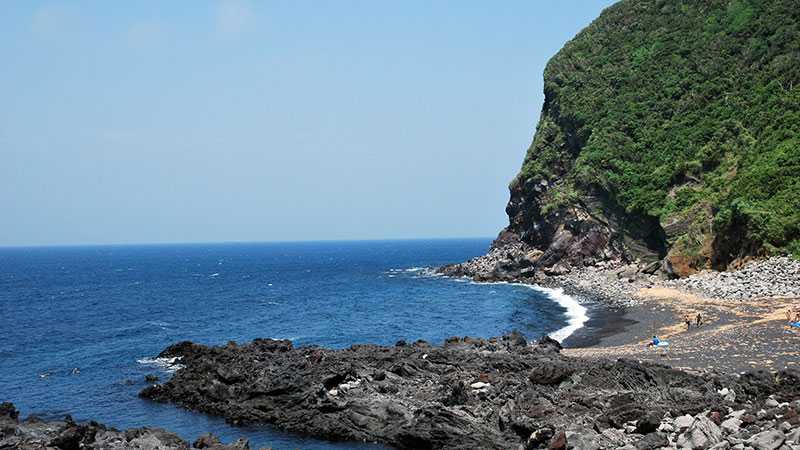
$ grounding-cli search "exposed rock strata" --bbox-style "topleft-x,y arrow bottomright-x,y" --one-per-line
481,0 -> 800,277
139,334 -> 800,449
0,402 -> 251,450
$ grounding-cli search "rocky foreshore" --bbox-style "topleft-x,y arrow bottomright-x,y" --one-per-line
664,257 -> 800,301
0,402 -> 252,450
437,240 -> 800,305
137,333 -> 800,449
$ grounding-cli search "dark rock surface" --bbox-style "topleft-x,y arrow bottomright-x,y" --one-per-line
139,334 -> 800,449
0,402 -> 251,450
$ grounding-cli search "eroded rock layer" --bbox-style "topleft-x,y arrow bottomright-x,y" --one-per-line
488,0 -> 800,277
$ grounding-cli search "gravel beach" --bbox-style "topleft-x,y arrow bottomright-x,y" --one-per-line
440,250 -> 800,372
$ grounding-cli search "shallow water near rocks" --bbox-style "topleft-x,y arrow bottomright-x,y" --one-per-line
0,239 -> 578,449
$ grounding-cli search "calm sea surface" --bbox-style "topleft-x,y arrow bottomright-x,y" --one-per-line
0,239 -> 573,449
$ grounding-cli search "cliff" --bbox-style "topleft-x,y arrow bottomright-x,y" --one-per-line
499,0 -> 800,278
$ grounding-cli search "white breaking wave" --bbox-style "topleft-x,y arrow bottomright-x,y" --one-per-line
386,267 -> 428,274
384,266 -> 443,279
394,266 -> 590,343
137,356 -> 184,373
527,285 -> 589,343
466,280 -> 589,343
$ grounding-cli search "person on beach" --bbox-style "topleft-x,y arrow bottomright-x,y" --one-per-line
787,307 -> 800,323
789,307 -> 800,327
647,335 -> 669,351
684,315 -> 692,330
695,313 -> 703,327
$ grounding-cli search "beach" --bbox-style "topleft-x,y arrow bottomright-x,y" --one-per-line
564,286 -> 800,373
445,250 -> 800,373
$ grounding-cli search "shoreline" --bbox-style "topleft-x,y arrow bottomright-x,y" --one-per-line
526,285 -> 590,343
134,329 -> 800,450
457,271 -> 648,349
553,273 -> 800,373
460,278 -> 591,344
442,255 -> 800,373
563,285 -> 800,373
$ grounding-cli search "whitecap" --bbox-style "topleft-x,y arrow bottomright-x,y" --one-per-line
209,273 -> 220,278
387,267 -> 426,273
526,285 -> 589,343
137,356 -> 184,373
463,280 -> 589,343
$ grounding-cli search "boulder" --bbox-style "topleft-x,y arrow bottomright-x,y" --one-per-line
786,427 -> 800,444
565,429 -> 601,450
675,414 -> 695,430
634,432 -> 668,450
676,415 -> 723,449
470,381 -> 490,390
746,429 -> 785,450
635,412 -> 661,434
721,417 -> 743,435
548,430 -> 566,450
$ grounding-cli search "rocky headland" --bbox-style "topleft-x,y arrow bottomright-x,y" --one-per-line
442,0 -> 800,282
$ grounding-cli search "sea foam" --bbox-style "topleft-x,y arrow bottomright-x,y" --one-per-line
408,265 -> 590,342
526,285 -> 589,343
137,356 -> 184,373
465,279 -> 589,343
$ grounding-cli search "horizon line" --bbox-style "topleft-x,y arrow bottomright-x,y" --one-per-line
0,235 -> 498,250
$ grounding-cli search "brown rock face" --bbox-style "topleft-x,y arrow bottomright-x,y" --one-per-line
663,255 -> 700,278
479,0 -> 800,277
502,176 -> 666,275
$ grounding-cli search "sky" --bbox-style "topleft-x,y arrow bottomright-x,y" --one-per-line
0,1 -> 617,246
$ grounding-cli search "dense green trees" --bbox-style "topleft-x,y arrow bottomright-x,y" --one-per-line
518,0 -> 800,261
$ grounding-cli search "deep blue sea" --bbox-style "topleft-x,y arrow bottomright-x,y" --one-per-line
0,239 -> 586,449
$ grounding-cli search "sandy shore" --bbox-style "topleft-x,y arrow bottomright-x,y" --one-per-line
564,286 -> 800,373
443,250 -> 800,373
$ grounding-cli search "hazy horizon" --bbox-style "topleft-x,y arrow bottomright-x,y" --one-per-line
0,235 -> 496,249
1,1 -> 617,246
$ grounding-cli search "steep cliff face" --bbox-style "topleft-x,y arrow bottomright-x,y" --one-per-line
502,0 -> 800,277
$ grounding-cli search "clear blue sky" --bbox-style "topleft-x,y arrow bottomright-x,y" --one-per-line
1,1 -> 616,246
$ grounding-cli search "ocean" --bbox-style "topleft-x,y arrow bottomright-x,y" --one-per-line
0,239 -> 588,449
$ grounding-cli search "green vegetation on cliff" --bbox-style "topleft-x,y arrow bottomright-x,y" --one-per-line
517,0 -> 800,264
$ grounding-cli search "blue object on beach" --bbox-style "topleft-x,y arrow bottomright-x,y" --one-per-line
790,322 -> 800,328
